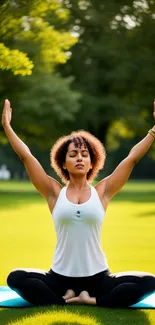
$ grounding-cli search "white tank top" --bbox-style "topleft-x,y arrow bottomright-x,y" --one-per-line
51,185 -> 108,277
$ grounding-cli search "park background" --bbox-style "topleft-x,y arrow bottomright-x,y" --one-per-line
0,0 -> 155,180
1,1 -> 155,325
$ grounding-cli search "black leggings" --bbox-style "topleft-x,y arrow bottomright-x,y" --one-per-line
7,268 -> 155,308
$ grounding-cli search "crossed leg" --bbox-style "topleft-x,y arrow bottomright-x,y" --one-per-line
64,271 -> 155,307
7,268 -> 155,308
96,271 -> 155,307
7,268 -> 65,306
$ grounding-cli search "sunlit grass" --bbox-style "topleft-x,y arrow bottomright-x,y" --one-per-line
0,180 -> 155,325
7,310 -> 100,325
0,180 -> 36,191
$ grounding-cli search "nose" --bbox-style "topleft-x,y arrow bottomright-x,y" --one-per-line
77,152 -> 82,161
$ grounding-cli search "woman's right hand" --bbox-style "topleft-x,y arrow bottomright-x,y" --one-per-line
1,99 -> 12,127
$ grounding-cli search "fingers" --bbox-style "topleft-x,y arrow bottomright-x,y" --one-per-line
3,99 -> 10,113
4,99 -> 10,106
2,99 -> 12,127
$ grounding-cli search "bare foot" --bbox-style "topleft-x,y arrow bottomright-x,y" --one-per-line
65,290 -> 96,305
78,291 -> 91,303
62,289 -> 76,300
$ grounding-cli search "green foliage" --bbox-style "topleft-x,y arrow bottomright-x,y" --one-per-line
106,120 -> 135,150
0,0 -> 77,75
60,0 -> 155,144
0,71 -> 81,149
1,0 -> 155,177
11,73 -> 81,147
0,0 -> 80,149
0,43 -> 34,75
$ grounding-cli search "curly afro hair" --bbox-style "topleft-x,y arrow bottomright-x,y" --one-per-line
50,130 -> 106,184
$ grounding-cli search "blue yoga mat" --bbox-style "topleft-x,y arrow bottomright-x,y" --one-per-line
0,286 -> 32,307
0,286 -> 155,308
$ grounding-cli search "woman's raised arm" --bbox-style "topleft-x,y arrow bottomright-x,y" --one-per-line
96,101 -> 155,203
1,99 -> 62,198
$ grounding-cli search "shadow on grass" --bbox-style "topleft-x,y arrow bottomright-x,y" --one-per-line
0,191 -> 44,210
0,188 -> 155,211
0,304 -> 152,325
136,210 -> 155,217
113,190 -> 155,204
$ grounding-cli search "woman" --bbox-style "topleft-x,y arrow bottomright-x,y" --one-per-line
1,99 -> 155,308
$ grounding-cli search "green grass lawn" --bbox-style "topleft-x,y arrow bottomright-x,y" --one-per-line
0,180 -> 155,325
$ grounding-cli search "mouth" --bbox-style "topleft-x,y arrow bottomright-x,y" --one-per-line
75,164 -> 84,168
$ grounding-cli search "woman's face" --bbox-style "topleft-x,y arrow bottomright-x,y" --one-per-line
64,142 -> 92,177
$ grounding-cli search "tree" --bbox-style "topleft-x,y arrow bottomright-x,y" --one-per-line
9,73 -> 81,147
0,0 -> 77,75
0,0 -> 81,148
60,0 -> 155,147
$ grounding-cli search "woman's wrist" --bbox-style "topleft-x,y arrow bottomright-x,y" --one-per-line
3,123 -> 11,130
148,130 -> 155,140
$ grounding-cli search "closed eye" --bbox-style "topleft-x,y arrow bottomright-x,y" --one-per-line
69,154 -> 76,157
68,149 -> 89,157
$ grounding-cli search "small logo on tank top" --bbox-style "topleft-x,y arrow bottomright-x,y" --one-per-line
76,210 -> 81,217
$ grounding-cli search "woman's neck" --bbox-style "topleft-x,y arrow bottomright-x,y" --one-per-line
68,176 -> 89,190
